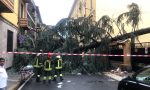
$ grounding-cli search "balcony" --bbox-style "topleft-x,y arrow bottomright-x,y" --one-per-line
0,0 -> 14,13
19,17 -> 35,30
19,18 -> 29,29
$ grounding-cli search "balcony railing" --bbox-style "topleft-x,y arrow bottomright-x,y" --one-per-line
19,18 -> 29,29
19,17 -> 35,30
27,14 -> 35,29
135,42 -> 150,48
0,0 -> 14,13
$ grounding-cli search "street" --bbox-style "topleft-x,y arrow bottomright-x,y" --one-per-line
22,74 -> 118,90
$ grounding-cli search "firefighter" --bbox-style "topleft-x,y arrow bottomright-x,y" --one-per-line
39,49 -> 44,64
53,55 -> 63,81
33,53 -> 43,82
43,53 -> 52,84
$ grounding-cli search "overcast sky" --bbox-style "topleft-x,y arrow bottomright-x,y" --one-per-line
34,0 -> 74,25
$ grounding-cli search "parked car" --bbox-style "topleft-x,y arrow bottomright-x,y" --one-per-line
19,65 -> 34,81
118,65 -> 150,90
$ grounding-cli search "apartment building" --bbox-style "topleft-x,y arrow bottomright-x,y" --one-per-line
0,0 -> 18,68
0,0 -> 42,68
19,0 -> 43,39
69,0 -> 150,70
69,0 -> 96,21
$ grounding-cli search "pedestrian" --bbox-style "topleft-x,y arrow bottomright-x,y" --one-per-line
43,53 -> 52,84
0,58 -> 8,90
33,53 -> 43,82
53,55 -> 63,81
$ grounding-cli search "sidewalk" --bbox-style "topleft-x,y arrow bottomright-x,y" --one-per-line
103,72 -> 125,81
6,68 -> 34,90
7,69 -> 21,90
103,71 -> 133,81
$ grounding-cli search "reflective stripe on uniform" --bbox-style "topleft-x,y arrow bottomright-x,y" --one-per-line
34,65 -> 40,68
56,59 -> 62,69
34,58 -> 40,68
48,76 -> 51,80
54,75 -> 57,77
44,60 -> 52,71
56,67 -> 62,69
60,74 -> 63,77
43,76 -> 46,80
44,68 -> 52,71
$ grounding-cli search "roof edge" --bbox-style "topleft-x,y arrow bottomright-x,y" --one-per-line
68,0 -> 78,18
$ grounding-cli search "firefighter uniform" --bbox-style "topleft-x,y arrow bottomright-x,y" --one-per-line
53,55 -> 63,81
43,53 -> 52,84
43,59 -> 52,84
33,54 -> 42,82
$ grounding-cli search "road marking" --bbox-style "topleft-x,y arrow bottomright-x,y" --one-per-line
58,82 -> 63,85
67,80 -> 71,83
57,85 -> 62,88
108,79 -> 115,81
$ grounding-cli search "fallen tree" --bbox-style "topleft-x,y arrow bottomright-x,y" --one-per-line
73,27 -> 150,52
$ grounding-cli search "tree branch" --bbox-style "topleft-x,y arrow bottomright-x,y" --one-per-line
73,27 -> 150,52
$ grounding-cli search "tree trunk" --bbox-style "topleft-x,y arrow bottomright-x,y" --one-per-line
123,40 -> 132,71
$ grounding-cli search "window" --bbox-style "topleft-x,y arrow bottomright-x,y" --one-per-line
90,0 -> 92,11
79,1 -> 82,12
20,3 -> 24,18
136,68 -> 150,84
7,30 -> 13,52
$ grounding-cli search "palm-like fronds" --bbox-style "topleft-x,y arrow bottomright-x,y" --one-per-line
97,15 -> 114,34
117,3 -> 141,32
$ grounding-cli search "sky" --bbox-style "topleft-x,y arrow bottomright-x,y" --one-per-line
34,0 -> 74,25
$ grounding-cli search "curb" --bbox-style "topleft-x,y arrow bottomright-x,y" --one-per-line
17,73 -> 34,90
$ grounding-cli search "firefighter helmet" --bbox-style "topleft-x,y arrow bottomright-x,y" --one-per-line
48,53 -> 52,58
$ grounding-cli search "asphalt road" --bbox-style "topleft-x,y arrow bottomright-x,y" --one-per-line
22,74 -> 118,90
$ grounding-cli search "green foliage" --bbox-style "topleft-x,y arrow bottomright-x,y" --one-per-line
13,48 -> 33,71
117,3 -> 141,32
14,3 -> 141,74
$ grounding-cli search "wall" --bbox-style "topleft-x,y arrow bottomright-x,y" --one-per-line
0,18 -> 17,68
69,0 -> 96,19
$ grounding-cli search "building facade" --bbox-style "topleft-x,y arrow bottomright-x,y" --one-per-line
69,0 -> 96,21
0,0 -> 18,68
0,0 -> 42,68
18,0 -> 43,40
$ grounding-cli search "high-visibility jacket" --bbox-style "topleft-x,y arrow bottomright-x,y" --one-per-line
34,58 -> 41,68
44,60 -> 52,71
55,59 -> 63,69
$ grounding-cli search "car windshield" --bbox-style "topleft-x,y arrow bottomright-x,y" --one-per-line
136,68 -> 150,84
